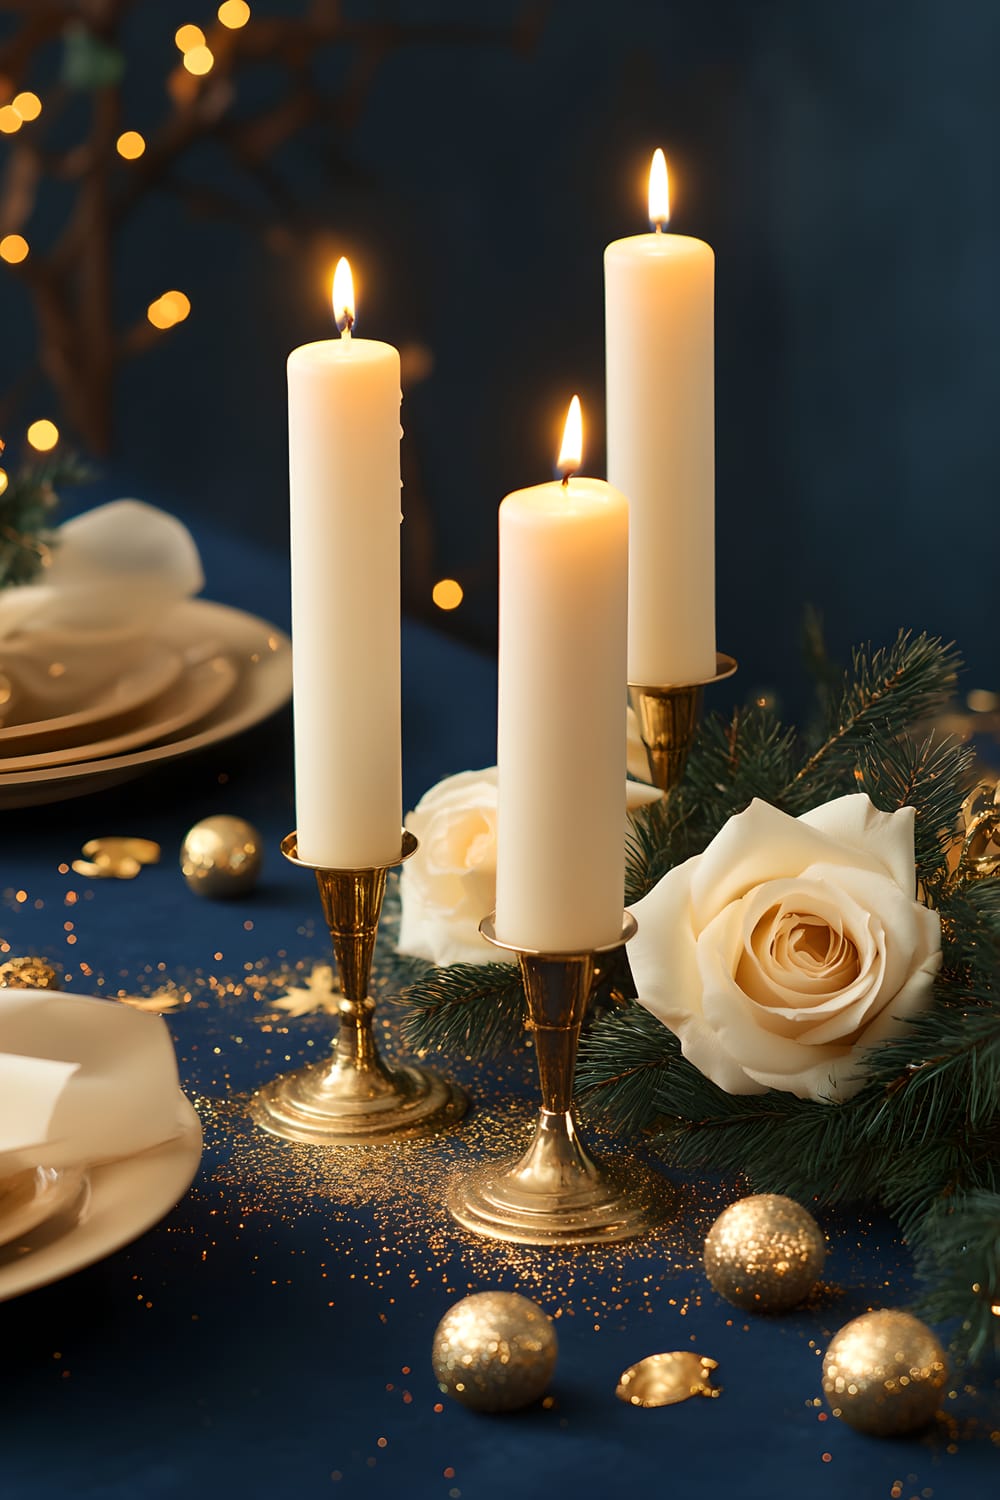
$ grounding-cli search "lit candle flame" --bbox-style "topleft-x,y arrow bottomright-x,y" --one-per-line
332,256 -> 355,336
648,148 -> 670,230
557,395 -> 583,484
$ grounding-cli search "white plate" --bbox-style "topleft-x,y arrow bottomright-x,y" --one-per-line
0,1093 -> 202,1302
0,600 -> 292,807
0,642 -> 183,751
0,1165 -> 89,1249
0,652 -> 237,772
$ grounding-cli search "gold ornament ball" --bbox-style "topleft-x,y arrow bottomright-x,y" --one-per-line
822,1310 -> 949,1437
704,1193 -> 826,1313
0,956 -> 59,990
180,815 -> 263,899
432,1292 -> 558,1412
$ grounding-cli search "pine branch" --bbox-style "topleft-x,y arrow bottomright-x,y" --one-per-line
913,1191 -> 1000,1363
854,732 -> 977,892
682,705 -> 799,824
0,452 -> 89,589
396,962 -> 525,1058
786,632 -> 961,811
625,793 -> 695,905
576,1001 -> 678,1134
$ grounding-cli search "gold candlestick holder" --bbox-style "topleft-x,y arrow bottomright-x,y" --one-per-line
629,651 -> 738,794
448,913 -> 673,1246
250,830 -> 467,1145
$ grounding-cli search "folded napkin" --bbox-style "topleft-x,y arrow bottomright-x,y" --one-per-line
0,988 -> 183,1179
0,500 -> 203,717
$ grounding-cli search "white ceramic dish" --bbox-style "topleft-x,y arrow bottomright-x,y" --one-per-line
0,652 -> 237,773
0,1166 -> 89,1250
0,642 -> 182,751
0,600 -> 292,808
0,1092 -> 202,1301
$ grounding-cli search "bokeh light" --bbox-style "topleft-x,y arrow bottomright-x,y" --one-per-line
218,1 -> 251,27
183,45 -> 215,76
116,130 -> 146,160
0,234 -> 29,264
0,105 -> 22,134
147,290 -> 192,329
0,470 -> 8,497
12,91 -> 41,122
174,24 -> 205,52
432,579 -> 464,611
27,419 -> 59,452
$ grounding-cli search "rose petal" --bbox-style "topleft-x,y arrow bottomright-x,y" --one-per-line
687,799 -> 897,931
799,794 -> 918,898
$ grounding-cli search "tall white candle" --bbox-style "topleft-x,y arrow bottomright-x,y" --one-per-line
605,148 -> 716,686
495,398 -> 629,953
287,257 -> 402,869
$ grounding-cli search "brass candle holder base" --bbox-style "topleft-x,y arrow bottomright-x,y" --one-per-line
629,651 -> 738,794
250,830 -> 467,1147
448,915 -> 673,1247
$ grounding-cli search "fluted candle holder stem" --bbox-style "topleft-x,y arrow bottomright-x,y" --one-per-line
629,651 -> 738,795
250,830 -> 466,1145
448,914 -> 673,1246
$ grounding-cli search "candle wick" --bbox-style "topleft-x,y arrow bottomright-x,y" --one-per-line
560,470 -> 573,489
341,311 -> 354,340
654,222 -> 663,235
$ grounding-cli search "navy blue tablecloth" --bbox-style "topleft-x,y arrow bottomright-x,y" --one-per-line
1,524 -> 996,1500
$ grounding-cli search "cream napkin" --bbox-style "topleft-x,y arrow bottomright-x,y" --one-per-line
0,500 -> 204,715
0,988 -> 183,1178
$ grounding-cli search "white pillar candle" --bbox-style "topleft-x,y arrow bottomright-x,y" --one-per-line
605,148 -> 716,686
287,257 -> 403,869
495,397 -> 629,953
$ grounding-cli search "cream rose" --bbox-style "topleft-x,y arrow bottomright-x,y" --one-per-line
628,793 -> 942,1102
399,768 -> 661,967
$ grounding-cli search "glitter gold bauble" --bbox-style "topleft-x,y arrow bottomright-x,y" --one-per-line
180,815 -> 263,898
822,1310 -> 948,1436
704,1193 -> 826,1312
432,1292 -> 558,1412
0,956 -> 59,990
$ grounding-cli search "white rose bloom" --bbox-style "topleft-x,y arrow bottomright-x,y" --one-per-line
628,793 -> 942,1103
399,768 -> 662,968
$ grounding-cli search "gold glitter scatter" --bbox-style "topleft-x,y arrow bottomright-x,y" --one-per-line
197,1078 -> 712,1324
0,955 -> 59,989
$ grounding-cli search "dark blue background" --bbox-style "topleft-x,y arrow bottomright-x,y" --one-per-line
1,0 -> 996,708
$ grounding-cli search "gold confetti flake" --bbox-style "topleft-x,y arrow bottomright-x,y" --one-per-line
273,964 -> 340,1017
616,1351 -> 721,1407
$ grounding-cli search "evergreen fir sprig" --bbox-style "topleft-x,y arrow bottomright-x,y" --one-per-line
0,452 -> 91,591
397,961 -> 525,1058
854,732 -> 976,894
913,1191 -> 1000,1363
784,631 -> 962,812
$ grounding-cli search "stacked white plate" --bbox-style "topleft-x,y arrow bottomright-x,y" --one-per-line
0,1094 -> 202,1301
0,600 -> 292,808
